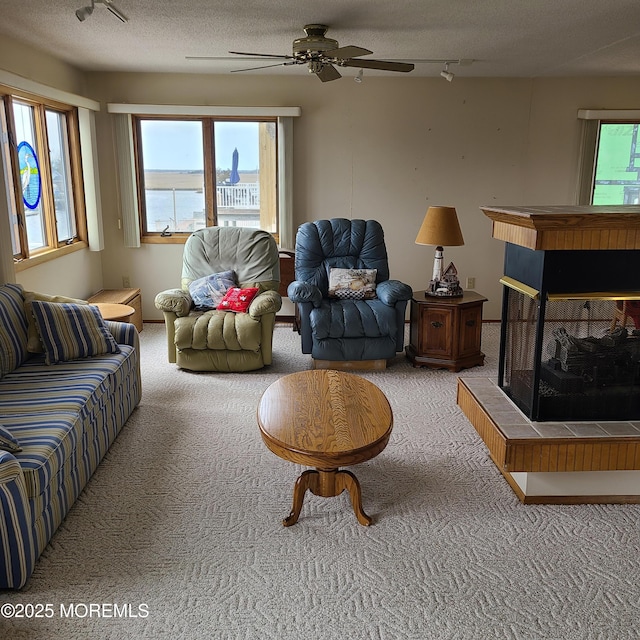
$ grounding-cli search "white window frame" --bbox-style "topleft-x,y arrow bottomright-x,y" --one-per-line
576,109 -> 640,205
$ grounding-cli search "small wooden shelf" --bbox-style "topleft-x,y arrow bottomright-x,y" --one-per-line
88,288 -> 143,332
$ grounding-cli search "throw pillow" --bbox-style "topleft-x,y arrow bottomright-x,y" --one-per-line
23,290 -> 88,353
328,268 -> 377,300
30,301 -> 121,365
0,424 -> 22,453
216,287 -> 260,313
0,282 -> 28,378
188,270 -> 238,310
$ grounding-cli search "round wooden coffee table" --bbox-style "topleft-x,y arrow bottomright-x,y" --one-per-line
257,369 -> 393,526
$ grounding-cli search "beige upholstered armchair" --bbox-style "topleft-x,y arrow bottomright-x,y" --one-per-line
154,227 -> 281,372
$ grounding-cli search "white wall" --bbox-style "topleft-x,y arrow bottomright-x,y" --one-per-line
3,41 -> 640,319
88,71 -> 640,320
15,250 -> 104,300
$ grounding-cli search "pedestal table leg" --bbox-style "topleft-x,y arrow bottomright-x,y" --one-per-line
282,468 -> 372,527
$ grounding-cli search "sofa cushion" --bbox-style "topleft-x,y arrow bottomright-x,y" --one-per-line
0,423 -> 22,453
23,290 -> 88,353
188,270 -> 237,310
0,346 -> 137,498
0,283 -> 28,378
0,412 -> 81,498
30,301 -> 120,365
0,346 -> 135,415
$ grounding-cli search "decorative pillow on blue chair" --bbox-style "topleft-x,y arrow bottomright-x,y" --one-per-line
30,301 -> 120,365
328,268 -> 377,300
188,270 -> 238,309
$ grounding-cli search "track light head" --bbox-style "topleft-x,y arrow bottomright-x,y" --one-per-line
75,4 -> 93,21
440,62 -> 455,82
75,0 -> 128,23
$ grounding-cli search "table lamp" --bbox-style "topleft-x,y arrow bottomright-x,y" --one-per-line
415,206 -> 464,297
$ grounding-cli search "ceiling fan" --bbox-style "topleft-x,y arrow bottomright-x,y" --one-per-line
190,24 -> 415,82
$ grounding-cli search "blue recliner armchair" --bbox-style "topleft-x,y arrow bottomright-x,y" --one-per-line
288,218 -> 413,368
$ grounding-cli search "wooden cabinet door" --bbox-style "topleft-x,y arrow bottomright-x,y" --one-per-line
421,307 -> 453,358
458,304 -> 482,358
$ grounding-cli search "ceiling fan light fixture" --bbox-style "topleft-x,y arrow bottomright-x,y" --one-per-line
440,62 -> 455,82
226,24 -> 414,83
355,68 -> 364,83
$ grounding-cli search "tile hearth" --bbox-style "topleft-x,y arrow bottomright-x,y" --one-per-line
457,376 -> 640,504
461,377 -> 640,439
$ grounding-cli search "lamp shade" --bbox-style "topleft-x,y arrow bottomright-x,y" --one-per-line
415,206 -> 464,247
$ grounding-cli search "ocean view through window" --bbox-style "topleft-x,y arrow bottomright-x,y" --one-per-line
135,117 -> 277,237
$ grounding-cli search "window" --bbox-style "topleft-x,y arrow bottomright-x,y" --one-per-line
0,88 -> 86,263
592,123 -> 640,205
577,110 -> 640,205
133,116 -> 278,239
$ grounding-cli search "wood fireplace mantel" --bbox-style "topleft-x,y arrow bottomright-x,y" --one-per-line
481,205 -> 640,251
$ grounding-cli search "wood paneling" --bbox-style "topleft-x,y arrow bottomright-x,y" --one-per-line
483,205 -> 640,251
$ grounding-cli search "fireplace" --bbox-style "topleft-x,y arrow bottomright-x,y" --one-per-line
482,205 -> 640,422
502,286 -> 640,420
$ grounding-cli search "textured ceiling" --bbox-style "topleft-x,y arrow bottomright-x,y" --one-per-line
2,0 -> 640,79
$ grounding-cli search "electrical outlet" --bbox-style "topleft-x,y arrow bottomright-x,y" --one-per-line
466,277 -> 476,289
122,276 -> 131,288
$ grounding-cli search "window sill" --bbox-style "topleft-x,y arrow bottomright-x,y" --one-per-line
142,235 -> 189,245
14,240 -> 88,272
141,232 -> 280,245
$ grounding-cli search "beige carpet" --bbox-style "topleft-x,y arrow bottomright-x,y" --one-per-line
3,322 -> 640,639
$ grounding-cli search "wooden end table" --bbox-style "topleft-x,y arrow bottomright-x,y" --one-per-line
257,370 -> 393,526
406,290 -> 487,371
92,302 -> 136,324
88,288 -> 143,332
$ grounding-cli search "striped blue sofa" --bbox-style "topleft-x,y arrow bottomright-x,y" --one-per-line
0,284 -> 141,589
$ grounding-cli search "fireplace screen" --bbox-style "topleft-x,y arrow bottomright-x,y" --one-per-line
501,289 -> 640,421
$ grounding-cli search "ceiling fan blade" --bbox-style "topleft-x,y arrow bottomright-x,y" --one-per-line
342,59 -> 415,72
228,51 -> 294,59
230,62 -> 291,73
324,45 -> 372,60
316,64 -> 342,82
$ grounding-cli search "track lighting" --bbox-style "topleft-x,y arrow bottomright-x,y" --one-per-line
440,62 -> 455,82
75,2 -> 93,21
354,69 -> 364,83
76,0 -> 128,23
